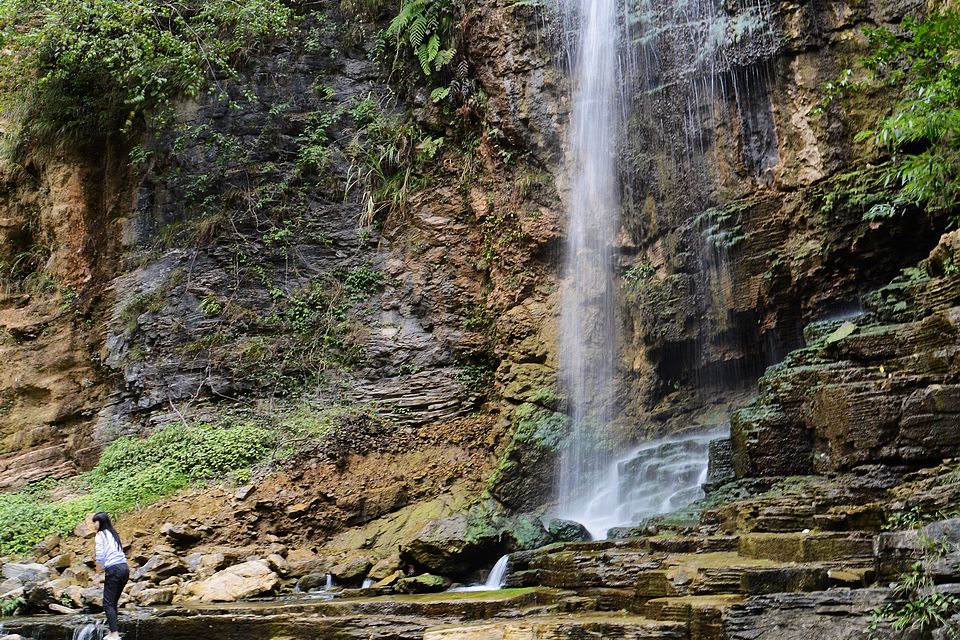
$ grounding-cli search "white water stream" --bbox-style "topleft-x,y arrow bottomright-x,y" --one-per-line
448,554 -> 510,592
556,0 -> 622,529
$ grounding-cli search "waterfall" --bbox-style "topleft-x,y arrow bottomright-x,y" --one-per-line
447,555 -> 510,592
556,0 -> 622,528
554,0 -> 779,537
73,622 -> 104,640
361,578 -> 374,589
325,574 -> 334,590
483,555 -> 509,589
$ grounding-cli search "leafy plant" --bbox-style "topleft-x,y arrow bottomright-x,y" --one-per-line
384,0 -> 457,76
0,596 -> 24,617
822,10 -> 960,219
0,0 -> 292,154
867,531 -> 960,638
0,420 -> 273,554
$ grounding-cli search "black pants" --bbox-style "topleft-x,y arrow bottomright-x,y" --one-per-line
103,563 -> 129,633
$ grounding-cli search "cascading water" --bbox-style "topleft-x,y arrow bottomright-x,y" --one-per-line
573,427 -> 727,538
556,0 -> 623,527
555,0 -> 779,537
448,554 -> 511,592
73,621 -> 104,640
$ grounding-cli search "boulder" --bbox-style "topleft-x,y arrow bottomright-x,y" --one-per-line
266,553 -> 290,576
395,574 -> 450,594
73,519 -> 96,539
2,563 -> 50,584
184,552 -> 227,577
187,560 -> 279,603
401,515 -> 504,576
21,580 -> 55,613
45,552 -> 74,571
79,586 -> 103,609
0,634 -> 26,640
48,602 -> 79,615
368,554 -> 401,581
32,534 -> 61,561
135,587 -> 177,606
133,553 -> 186,582
160,523 -> 202,546
285,549 -> 328,577
61,565 -> 92,584
330,553 -> 372,584
544,518 -> 592,543
296,573 -> 329,592
373,570 -> 405,588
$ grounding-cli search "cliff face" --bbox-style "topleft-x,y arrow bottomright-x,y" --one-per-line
0,0 -> 950,527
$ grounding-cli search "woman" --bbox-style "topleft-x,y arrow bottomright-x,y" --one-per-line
92,512 -> 129,639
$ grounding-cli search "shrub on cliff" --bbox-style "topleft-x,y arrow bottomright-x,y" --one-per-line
0,0 -> 291,153
825,10 -> 960,219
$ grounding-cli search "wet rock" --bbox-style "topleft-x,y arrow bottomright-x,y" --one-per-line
724,589 -> 916,640
544,518 -> 592,543
487,404 -> 570,511
395,573 -> 450,594
186,560 -> 279,602
296,573 -> 329,592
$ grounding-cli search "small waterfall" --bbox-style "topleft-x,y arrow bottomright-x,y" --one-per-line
447,555 -> 511,592
361,578 -> 374,589
483,555 -> 509,590
73,622 -> 105,640
325,574 -> 334,590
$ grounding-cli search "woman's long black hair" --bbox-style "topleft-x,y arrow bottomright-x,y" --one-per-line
92,512 -> 122,547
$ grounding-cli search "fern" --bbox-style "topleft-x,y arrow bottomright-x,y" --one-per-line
383,0 -> 457,81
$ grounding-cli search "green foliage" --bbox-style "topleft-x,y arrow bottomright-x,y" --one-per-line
345,96 -> 442,226
860,10 -> 960,215
0,595 -> 24,617
883,505 -> 960,531
384,0 -> 457,76
0,420 -> 273,555
0,0 -> 292,152
623,262 -> 655,289
823,10 -> 960,219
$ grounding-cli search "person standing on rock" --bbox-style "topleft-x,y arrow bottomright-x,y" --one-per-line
92,512 -> 129,639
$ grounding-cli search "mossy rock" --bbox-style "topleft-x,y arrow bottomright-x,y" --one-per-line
487,404 -> 570,511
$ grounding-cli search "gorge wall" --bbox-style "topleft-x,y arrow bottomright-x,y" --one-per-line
0,0 -> 951,548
